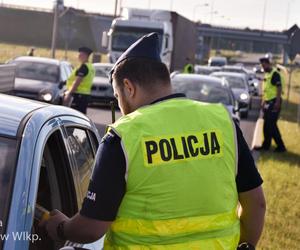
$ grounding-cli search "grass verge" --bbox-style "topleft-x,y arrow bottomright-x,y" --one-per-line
257,69 -> 300,249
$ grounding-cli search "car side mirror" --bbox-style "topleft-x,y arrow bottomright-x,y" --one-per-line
59,80 -> 66,89
238,101 -> 248,109
102,31 -> 109,48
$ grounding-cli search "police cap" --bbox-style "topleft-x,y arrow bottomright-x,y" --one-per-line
78,47 -> 93,56
109,32 -> 161,84
259,57 -> 270,64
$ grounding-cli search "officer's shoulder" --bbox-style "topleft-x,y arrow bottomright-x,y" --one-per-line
101,129 -> 121,144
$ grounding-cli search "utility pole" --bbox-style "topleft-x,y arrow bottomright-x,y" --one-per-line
51,0 -> 59,59
114,0 -> 118,17
261,0 -> 267,31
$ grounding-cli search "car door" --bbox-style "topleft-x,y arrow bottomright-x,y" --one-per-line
3,115 -> 78,250
59,116 -> 103,250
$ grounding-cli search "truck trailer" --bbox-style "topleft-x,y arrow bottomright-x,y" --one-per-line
102,8 -> 197,72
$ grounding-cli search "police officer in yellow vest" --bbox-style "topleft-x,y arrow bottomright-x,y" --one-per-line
64,47 -> 95,114
42,33 -> 265,250
183,63 -> 194,73
254,56 -> 286,152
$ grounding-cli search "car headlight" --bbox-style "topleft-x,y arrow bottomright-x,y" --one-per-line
41,93 -> 53,102
240,93 -> 248,101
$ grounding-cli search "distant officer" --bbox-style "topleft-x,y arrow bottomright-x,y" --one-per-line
27,47 -> 35,56
254,56 -> 286,152
183,58 -> 194,73
64,47 -> 95,114
42,33 -> 265,249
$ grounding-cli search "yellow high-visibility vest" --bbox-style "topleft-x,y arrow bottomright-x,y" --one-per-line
105,97 -> 240,249
263,68 -> 283,101
66,63 -> 95,95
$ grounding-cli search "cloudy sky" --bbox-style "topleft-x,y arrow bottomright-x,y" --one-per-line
2,0 -> 300,31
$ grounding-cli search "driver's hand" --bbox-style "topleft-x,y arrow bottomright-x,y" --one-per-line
39,209 -> 70,241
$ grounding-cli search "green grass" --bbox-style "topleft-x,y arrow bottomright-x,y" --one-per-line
0,42 -> 108,66
257,69 -> 300,249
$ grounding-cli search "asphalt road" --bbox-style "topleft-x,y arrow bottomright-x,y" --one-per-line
87,97 -> 261,148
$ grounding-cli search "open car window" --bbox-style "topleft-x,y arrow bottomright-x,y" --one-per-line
66,128 -> 96,204
0,137 -> 17,237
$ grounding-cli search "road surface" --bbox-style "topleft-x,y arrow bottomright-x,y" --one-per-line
87,97 -> 261,148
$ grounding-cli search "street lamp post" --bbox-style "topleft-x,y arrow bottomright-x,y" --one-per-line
51,0 -> 64,59
285,0 -> 294,29
114,0 -> 118,17
261,0 -> 268,31
51,0 -> 59,59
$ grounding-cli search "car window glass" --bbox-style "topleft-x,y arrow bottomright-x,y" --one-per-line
66,128 -> 95,202
88,130 -> 99,154
0,137 -> 17,236
60,65 -> 68,82
172,78 -> 231,105
13,61 -> 59,83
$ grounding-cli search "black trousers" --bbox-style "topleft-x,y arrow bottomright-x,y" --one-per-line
72,93 -> 90,114
262,99 -> 285,149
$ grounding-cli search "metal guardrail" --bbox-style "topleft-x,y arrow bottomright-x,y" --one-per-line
0,64 -> 16,93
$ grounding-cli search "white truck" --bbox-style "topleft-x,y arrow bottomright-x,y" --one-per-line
102,8 -> 197,72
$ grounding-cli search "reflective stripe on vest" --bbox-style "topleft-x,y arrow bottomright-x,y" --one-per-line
263,68 -> 282,101
66,63 -> 95,95
106,98 -> 239,249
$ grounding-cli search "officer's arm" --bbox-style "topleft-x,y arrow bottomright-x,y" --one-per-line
69,76 -> 83,93
238,186 -> 266,246
64,213 -> 112,243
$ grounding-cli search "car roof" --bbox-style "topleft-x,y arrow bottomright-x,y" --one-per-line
93,63 -> 114,67
212,71 -> 247,78
11,56 -> 61,66
0,94 -> 88,138
222,65 -> 245,70
172,73 -> 223,83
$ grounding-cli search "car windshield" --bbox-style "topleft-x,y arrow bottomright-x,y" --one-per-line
112,27 -> 163,52
0,137 -> 17,235
95,67 -> 111,78
172,78 -> 233,105
13,61 -> 59,83
216,75 -> 246,89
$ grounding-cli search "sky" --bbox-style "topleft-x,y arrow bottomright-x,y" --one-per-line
2,0 -> 300,31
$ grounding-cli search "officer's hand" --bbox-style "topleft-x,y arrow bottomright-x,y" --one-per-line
39,209 -> 70,241
273,100 -> 281,112
63,91 -> 72,106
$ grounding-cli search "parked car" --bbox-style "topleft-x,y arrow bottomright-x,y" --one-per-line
211,72 -> 251,118
0,94 -> 104,250
208,56 -> 227,67
171,74 -> 240,124
90,63 -> 114,105
7,56 -> 72,104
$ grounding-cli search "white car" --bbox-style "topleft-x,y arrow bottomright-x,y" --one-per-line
90,63 -> 114,105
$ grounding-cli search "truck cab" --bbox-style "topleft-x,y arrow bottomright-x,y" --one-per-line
103,8 -> 173,69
